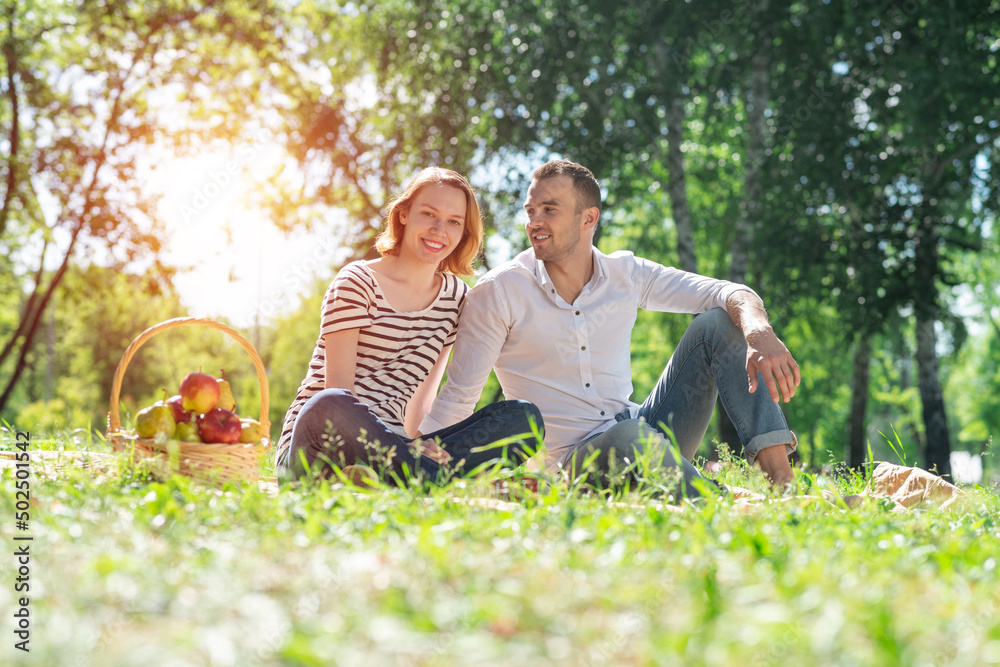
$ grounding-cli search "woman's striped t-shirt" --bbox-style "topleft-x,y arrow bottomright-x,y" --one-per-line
275,261 -> 468,461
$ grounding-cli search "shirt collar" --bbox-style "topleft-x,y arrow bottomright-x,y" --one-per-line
524,246 -> 607,292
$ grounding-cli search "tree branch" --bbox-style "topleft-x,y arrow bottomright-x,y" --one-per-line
0,15 -> 172,412
0,237 -> 46,369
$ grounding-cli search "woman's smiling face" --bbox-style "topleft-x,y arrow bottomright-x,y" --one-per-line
399,184 -> 468,266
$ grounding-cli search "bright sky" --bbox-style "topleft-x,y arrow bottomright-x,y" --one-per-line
148,143 -> 353,329
144,141 -> 525,332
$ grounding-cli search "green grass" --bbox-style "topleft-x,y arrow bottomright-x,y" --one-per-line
2,429 -> 1000,666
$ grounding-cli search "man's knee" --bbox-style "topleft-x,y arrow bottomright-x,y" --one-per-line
607,419 -> 689,468
569,420 -> 676,487
584,420 -> 662,464
689,307 -> 746,355
612,418 -> 662,446
691,307 -> 734,333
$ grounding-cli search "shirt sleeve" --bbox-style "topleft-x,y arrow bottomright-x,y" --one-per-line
632,255 -> 758,313
419,275 -> 509,435
320,265 -> 374,337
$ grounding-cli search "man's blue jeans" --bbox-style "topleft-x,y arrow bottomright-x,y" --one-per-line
278,389 -> 543,483
559,308 -> 796,496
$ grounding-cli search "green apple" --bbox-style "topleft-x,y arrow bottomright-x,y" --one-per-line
136,402 -> 176,439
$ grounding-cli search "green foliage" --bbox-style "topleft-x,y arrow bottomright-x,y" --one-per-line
0,0 -> 298,415
260,277 -> 331,447
5,0 -> 1000,472
4,264 -> 269,438
1,431 -> 998,665
14,398 -> 92,434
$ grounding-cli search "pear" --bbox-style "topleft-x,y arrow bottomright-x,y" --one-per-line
136,402 -> 176,439
217,369 -> 236,413
238,418 -> 262,443
173,421 -> 201,442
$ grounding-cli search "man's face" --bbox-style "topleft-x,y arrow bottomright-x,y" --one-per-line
523,175 -> 590,264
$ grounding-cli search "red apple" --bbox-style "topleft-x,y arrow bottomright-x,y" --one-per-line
180,371 -> 220,415
197,408 -> 242,444
166,394 -> 193,424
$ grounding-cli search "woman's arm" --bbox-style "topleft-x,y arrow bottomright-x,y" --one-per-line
404,344 -> 452,438
323,329 -> 361,390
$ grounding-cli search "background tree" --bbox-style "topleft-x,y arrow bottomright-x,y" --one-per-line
275,0 -> 1000,470
767,0 -> 999,474
9,263 -> 265,433
5,0 -> 997,476
0,0 -> 292,416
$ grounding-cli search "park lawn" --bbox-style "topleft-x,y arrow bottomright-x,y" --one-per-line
1,431 -> 999,667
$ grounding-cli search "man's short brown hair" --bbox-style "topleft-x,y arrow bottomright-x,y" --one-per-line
532,159 -> 602,215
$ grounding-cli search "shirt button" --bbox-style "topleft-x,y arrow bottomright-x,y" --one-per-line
551,289 -> 555,294
575,310 -> 581,315
600,411 -> 605,416
581,346 -> 586,351
585,383 -> 591,388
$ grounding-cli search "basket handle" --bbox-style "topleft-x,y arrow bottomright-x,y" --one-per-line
107,317 -> 271,445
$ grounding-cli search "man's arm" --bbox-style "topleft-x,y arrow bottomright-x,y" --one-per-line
418,278 -> 511,435
725,290 -> 799,489
724,289 -> 800,404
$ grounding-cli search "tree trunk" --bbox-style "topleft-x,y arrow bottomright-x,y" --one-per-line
915,315 -> 952,477
1,0 -> 21,239
664,89 -> 697,275
807,423 -> 817,471
0,244 -> 46,370
0,238 -> 77,412
0,11 -> 159,413
727,0 -> 770,286
720,0 -> 771,456
847,335 -> 872,469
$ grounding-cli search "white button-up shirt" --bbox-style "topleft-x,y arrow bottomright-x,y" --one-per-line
419,246 -> 754,461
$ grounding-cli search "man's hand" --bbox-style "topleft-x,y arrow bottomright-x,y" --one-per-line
408,438 -> 452,465
725,290 -> 801,403
745,327 -> 801,403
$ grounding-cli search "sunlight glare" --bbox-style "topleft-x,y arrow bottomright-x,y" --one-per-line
147,141 -> 351,327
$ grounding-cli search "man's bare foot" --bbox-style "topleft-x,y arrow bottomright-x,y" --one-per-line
755,445 -> 795,491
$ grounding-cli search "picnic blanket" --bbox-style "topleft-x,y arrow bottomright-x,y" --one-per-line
862,461 -> 964,511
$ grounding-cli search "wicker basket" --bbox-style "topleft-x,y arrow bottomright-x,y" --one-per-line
107,317 -> 271,484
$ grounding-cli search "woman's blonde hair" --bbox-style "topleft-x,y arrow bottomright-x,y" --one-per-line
374,167 -> 484,276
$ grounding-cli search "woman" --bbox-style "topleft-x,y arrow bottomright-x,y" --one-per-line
275,167 -> 542,483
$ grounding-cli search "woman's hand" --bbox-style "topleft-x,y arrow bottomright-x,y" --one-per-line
408,438 -> 452,464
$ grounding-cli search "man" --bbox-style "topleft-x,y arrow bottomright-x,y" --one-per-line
418,159 -> 800,493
